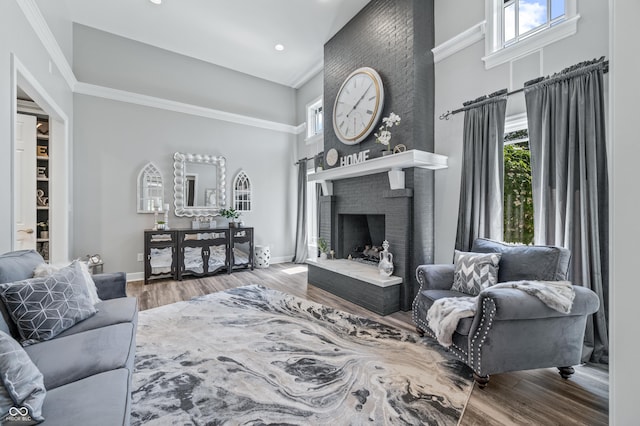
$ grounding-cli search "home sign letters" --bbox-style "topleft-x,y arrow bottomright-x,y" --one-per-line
340,149 -> 370,167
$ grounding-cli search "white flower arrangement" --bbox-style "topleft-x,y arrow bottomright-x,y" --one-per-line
374,112 -> 401,151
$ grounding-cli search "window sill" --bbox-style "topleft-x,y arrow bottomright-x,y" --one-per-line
305,133 -> 324,145
482,15 -> 580,70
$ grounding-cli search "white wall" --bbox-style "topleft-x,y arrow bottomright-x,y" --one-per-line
433,0 -> 609,263
72,26 -> 299,274
0,0 -> 74,255
609,0 -> 639,422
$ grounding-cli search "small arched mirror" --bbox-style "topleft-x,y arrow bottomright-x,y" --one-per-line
137,162 -> 164,213
233,170 -> 252,212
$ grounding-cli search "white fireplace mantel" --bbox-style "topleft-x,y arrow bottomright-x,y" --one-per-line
308,149 -> 448,195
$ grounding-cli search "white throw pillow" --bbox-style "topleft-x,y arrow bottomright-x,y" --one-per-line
33,260 -> 101,305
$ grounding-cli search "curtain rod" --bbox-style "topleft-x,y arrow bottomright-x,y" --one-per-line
294,156 -> 316,166
439,58 -> 609,121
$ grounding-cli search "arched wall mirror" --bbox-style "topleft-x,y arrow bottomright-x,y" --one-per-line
137,162 -> 164,213
233,170 -> 252,212
173,152 -> 226,217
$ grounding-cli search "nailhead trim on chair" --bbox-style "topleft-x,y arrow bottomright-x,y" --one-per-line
469,297 -> 496,374
452,342 -> 468,357
412,268 -> 469,365
411,271 -> 427,329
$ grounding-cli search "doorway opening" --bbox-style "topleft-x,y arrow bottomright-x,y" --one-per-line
12,54 -> 70,263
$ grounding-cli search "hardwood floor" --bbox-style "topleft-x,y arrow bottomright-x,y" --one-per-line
128,263 -> 609,425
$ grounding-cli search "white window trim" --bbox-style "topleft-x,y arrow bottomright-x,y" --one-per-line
305,95 -> 323,143
483,0 -> 579,70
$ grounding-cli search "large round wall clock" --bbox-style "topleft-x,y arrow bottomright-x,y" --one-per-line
332,67 -> 385,145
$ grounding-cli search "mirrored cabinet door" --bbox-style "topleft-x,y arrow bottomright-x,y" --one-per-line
144,230 -> 178,284
179,230 -> 230,279
231,228 -> 254,270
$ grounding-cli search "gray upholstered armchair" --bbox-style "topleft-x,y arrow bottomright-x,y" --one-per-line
412,238 -> 600,388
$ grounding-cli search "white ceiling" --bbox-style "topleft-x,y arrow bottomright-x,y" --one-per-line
63,0 -> 371,88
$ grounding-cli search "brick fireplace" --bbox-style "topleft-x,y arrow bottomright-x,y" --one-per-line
308,157 -> 444,314
307,0 -> 440,314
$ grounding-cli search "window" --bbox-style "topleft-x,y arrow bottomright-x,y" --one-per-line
233,171 -> 252,212
306,97 -> 323,140
503,129 -> 534,244
503,0 -> 565,46
484,0 -> 578,69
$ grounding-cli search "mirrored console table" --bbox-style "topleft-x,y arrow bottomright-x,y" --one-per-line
144,227 -> 254,284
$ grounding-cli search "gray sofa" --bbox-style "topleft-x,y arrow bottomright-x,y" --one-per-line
412,238 -> 600,388
0,250 -> 137,425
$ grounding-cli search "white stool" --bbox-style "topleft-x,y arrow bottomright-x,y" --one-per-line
254,245 -> 271,268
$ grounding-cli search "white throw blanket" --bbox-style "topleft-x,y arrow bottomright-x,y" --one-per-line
426,280 -> 575,347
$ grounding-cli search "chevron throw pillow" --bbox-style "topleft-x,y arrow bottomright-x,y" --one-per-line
452,250 -> 502,296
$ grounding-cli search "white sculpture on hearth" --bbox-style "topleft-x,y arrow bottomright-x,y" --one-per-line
378,240 -> 394,277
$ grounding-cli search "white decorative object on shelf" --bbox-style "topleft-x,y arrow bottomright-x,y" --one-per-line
378,240 -> 394,277
255,245 -> 271,268
375,112 -> 401,155
163,203 -> 170,229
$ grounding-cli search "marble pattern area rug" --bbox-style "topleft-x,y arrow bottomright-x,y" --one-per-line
131,285 -> 473,425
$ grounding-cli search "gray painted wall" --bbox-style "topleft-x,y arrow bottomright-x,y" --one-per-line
433,0 -> 609,263
72,26 -> 299,274
0,1 -> 74,255
73,95 -> 296,273
73,25 -> 296,125
35,0 -> 73,65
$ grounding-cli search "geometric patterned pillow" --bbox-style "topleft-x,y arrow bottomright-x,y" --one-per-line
451,250 -> 502,296
0,330 -> 46,423
0,262 -> 97,346
32,260 -> 101,305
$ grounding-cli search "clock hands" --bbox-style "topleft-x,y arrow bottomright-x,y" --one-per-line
346,82 -> 373,118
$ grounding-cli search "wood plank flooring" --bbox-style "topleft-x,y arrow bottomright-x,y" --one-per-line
128,263 -> 609,425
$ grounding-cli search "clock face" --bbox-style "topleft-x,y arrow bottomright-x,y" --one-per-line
332,67 -> 384,145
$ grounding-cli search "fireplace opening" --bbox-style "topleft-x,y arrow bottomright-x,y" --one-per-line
338,214 -> 385,263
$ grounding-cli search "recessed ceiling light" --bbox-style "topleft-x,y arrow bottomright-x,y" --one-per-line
274,44 -> 285,51
149,0 -> 162,4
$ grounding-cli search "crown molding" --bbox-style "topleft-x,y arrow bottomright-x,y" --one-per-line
16,0 -> 77,90
19,0 -> 305,135
75,82 -> 303,135
291,60 -> 324,89
433,22 -> 486,64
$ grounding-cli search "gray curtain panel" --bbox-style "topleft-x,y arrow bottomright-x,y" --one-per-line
292,161 -> 308,263
455,91 -> 508,252
524,59 -> 609,364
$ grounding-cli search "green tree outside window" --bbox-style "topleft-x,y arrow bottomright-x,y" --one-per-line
504,130 -> 534,244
